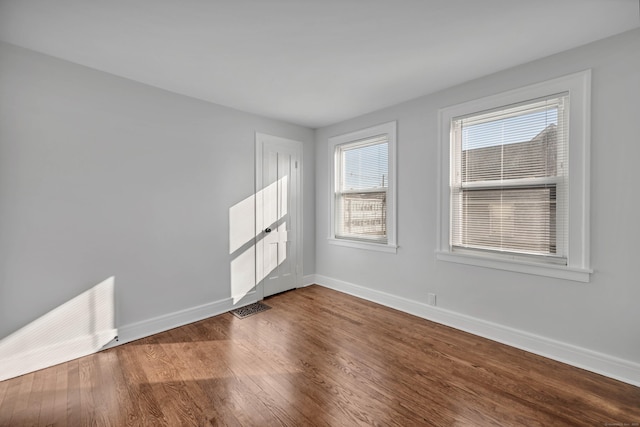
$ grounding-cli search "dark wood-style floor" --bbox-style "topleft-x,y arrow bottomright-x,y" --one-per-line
1,285 -> 638,426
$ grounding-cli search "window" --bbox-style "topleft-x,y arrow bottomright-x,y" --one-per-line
452,94 -> 568,261
329,121 -> 397,252
437,71 -> 591,281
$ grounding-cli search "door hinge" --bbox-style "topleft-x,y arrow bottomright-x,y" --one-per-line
295,161 -> 298,169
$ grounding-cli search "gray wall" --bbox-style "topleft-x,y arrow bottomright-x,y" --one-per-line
315,29 -> 640,364
0,41 -> 315,339
2,27 -> 639,376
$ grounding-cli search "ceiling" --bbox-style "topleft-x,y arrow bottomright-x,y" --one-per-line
1,1 -> 638,128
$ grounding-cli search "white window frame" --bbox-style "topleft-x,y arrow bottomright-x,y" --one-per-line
329,121 -> 397,253
437,71 -> 592,282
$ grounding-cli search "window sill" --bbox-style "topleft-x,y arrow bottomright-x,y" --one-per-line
328,238 -> 398,253
436,250 -> 591,282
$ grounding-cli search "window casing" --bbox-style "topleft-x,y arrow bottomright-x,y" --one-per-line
329,122 -> 397,253
437,71 -> 591,282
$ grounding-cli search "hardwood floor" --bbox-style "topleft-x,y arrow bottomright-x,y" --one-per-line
1,285 -> 639,426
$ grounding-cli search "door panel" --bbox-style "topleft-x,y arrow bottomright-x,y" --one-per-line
256,134 -> 301,298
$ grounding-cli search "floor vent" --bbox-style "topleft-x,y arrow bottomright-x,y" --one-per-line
230,302 -> 271,319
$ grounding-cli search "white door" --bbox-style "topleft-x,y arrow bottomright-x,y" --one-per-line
255,133 -> 302,298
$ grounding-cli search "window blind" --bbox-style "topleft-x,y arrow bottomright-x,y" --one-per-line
335,136 -> 388,242
451,93 -> 569,262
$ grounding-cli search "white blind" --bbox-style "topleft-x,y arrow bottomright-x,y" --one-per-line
451,93 -> 569,262
335,135 -> 388,242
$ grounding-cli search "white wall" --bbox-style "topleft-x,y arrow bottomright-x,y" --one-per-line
315,29 -> 640,381
0,41 -> 315,342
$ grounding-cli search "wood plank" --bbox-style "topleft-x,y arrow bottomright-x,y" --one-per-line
133,335 -> 207,426
0,379 -> 8,413
0,375 -> 25,426
7,372 -> 34,426
35,363 -> 58,426
78,355 -> 98,426
21,368 -> 46,426
96,348 -> 135,426
50,362 -> 70,427
65,361 -> 81,427
115,341 -> 169,426
0,285 -> 638,426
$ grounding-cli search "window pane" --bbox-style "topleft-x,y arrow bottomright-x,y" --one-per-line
337,192 -> 387,241
455,187 -> 557,255
462,108 -> 560,182
342,142 -> 388,190
336,140 -> 388,242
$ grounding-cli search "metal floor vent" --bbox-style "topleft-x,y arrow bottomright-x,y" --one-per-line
230,302 -> 271,319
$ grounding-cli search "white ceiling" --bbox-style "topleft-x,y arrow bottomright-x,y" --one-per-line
1,0 -> 638,128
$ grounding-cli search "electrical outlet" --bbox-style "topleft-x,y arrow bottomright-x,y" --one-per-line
428,293 -> 437,306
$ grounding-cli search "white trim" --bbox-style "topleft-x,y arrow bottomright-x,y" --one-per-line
435,251 -> 592,282
302,274 -> 316,287
0,329 -> 118,381
328,237 -> 398,253
15,274 -> 637,387
0,276 -> 117,381
104,292 -> 258,349
437,70 -> 591,281
313,274 -> 640,388
328,121 -> 397,253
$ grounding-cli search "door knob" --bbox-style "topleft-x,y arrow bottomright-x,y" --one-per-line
265,228 -> 272,233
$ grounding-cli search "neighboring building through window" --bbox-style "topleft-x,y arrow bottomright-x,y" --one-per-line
329,121 -> 397,253
437,71 -> 592,281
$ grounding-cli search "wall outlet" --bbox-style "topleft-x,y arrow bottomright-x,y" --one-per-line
428,293 -> 437,306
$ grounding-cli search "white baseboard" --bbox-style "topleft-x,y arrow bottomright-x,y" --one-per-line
0,277 -> 118,381
108,274 -> 322,350
19,275 -> 634,387
104,291 -> 258,349
110,276 -> 320,350
302,274 -> 316,287
0,329 -> 118,381
310,274 -> 640,388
